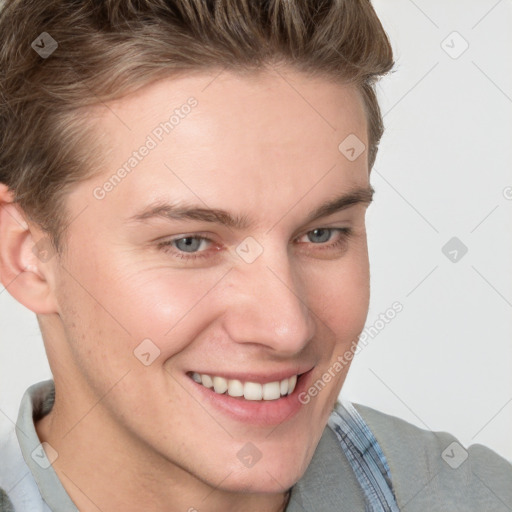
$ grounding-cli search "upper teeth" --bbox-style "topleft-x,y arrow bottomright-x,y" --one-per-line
191,372 -> 297,400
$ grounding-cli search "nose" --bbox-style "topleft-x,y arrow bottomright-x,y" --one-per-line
222,244 -> 316,355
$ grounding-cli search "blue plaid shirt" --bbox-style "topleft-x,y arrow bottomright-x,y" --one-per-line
328,399 -> 400,511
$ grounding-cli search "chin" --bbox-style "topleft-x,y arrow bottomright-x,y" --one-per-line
216,466 -> 302,495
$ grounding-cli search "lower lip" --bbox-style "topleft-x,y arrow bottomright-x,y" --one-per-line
187,369 -> 314,426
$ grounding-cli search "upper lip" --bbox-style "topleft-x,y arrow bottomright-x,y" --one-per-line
187,367 -> 314,385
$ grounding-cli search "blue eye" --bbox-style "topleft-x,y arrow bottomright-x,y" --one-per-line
173,236 -> 208,253
157,235 -> 214,260
157,227 -> 352,261
296,227 -> 353,254
305,228 -> 337,244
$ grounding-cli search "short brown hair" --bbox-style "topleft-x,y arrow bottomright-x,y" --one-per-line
0,0 -> 393,254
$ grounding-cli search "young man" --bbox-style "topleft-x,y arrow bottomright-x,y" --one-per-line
0,1 -> 510,511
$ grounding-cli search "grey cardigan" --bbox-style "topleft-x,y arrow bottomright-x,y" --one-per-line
289,403 -> 512,511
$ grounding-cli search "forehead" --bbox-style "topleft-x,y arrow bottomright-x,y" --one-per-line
75,67 -> 369,228
88,65 -> 368,162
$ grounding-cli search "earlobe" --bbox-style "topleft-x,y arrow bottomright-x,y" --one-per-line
0,183 -> 59,314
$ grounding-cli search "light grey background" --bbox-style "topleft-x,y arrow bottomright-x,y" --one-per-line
342,0 -> 512,462
1,0 -> 511,462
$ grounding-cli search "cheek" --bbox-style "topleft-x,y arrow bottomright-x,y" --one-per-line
310,246 -> 370,339
111,268 -> 227,343
58,248 -> 227,366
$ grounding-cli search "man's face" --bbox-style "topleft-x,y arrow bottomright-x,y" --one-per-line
42,67 -> 371,492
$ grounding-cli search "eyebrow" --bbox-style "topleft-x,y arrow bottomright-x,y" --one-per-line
125,185 -> 374,230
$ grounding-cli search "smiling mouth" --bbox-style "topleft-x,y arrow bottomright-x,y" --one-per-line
187,372 -> 299,401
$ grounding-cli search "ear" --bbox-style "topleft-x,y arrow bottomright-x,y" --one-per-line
0,183 -> 59,314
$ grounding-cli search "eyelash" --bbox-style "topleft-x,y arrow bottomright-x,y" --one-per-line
156,227 -> 353,261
